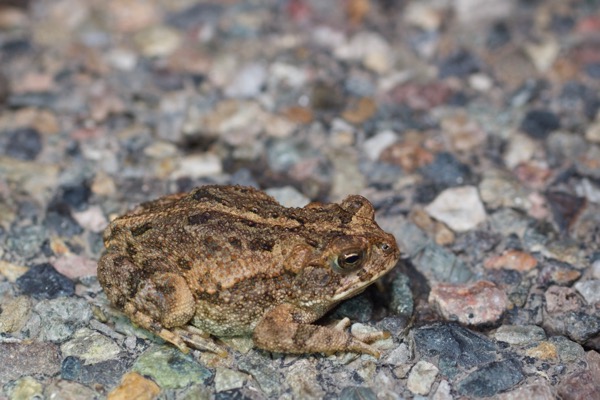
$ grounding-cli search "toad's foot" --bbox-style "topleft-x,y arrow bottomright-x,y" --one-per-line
331,317 -> 391,343
174,326 -> 228,357
123,304 -> 227,356
253,304 -> 386,358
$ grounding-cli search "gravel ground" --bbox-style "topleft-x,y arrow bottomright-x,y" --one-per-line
0,0 -> 599,399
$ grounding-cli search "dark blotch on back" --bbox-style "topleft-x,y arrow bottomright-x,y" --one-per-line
131,222 -> 152,237
188,212 -> 212,225
126,244 -> 138,258
249,238 -> 275,252
191,187 -> 212,201
290,213 -> 306,224
177,258 -> 192,270
338,210 -> 353,225
229,237 -> 242,249
191,187 -> 231,207
305,237 -> 319,248
203,236 -> 221,253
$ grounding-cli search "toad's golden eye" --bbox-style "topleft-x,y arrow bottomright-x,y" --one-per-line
332,249 -> 365,273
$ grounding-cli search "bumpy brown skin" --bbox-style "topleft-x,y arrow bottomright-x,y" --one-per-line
97,185 -> 400,357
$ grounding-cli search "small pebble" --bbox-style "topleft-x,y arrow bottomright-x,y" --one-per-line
31,297 -> 92,342
0,342 -> 61,384
549,336 -> 584,363
574,280 -> 600,305
429,280 -> 508,325
420,152 -> 473,187
3,127 -> 42,160
16,263 -> 75,300
544,286 -> 583,314
520,110 -> 560,139
132,346 -> 213,389
0,260 -> 29,282
60,328 -> 122,365
438,49 -> 480,78
494,380 -> 555,400
0,296 -> 31,334
484,250 -> 538,272
363,130 -> 397,161
214,367 -> 247,392
425,186 -> 487,232
72,206 -> 109,233
224,63 -> 267,98
9,376 -> 43,400
493,325 -> 547,345
44,380 -> 99,400
266,186 -> 310,208
407,360 -> 438,395
53,255 -> 98,280
412,323 -> 497,378
339,386 -> 377,400
106,372 -> 160,400
134,25 -> 181,57
557,367 -> 600,400
525,341 -> 558,360
457,359 -> 524,397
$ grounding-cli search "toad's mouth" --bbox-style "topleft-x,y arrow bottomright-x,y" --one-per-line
331,263 -> 395,302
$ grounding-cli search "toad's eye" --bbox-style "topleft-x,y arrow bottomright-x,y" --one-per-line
380,242 -> 393,253
332,249 -> 365,273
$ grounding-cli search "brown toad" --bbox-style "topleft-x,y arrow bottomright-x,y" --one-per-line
97,185 -> 400,357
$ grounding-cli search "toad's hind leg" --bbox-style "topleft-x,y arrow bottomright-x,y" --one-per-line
122,272 -> 223,354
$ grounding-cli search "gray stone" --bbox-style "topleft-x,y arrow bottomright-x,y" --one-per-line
574,280 -> 600,305
557,368 -> 600,400
413,242 -> 473,284
457,359 -> 524,397
266,186 -> 310,208
495,379 -> 556,400
132,346 -> 212,389
489,208 -> 531,239
432,380 -> 452,400
27,297 -> 92,342
5,225 -> 49,261
0,296 -> 31,334
214,367 -> 246,393
564,312 -> 600,343
549,336 -> 585,363
332,294 -> 373,323
407,360 -> 439,395
225,62 -> 267,98
479,170 -> 531,210
0,342 -> 60,385
494,325 -> 547,345
425,186 -> 487,232
339,386 -> 377,400
592,259 -> 600,279
238,352 -> 283,397
286,359 -> 325,399
389,273 -> 414,317
9,376 -> 43,400
43,380 -> 100,400
382,343 -> 410,366
60,328 -> 122,365
412,323 -> 496,379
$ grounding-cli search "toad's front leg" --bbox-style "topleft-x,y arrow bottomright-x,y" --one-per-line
253,303 -> 387,358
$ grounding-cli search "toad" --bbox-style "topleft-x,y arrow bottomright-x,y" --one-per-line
97,185 -> 400,357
